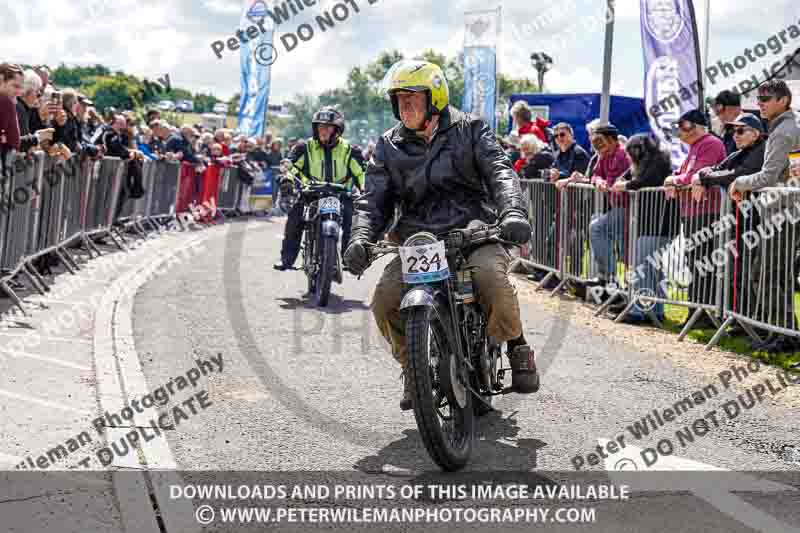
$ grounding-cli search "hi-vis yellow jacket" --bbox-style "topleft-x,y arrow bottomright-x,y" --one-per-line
288,138 -> 365,191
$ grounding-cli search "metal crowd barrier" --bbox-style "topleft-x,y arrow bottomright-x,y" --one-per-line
218,166 -> 243,215
0,152 -> 190,315
149,160 -> 180,224
83,156 -> 125,241
560,183 -> 596,286
526,183 -> 739,336
2,152 -> 41,272
521,180 -> 561,290
524,179 -> 800,347
708,187 -> 800,348
615,187 -> 729,338
588,184 -> 634,316
61,157 -> 84,244
117,159 -> 160,235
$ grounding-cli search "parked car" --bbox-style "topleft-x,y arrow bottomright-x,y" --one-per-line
158,100 -> 175,111
176,100 -> 194,112
200,113 -> 225,131
213,102 -> 229,115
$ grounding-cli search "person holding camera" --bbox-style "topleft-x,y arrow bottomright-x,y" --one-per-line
15,68 -> 55,154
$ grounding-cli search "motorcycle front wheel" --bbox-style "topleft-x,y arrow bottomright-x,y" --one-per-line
407,305 -> 474,471
303,228 -> 316,296
314,237 -> 335,307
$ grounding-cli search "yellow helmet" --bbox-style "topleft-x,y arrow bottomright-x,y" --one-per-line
384,60 -> 449,122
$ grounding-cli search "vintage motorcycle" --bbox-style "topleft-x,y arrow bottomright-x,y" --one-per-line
298,181 -> 351,307
365,223 -> 540,471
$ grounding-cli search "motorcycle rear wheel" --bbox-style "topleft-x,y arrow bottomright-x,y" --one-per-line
407,305 -> 474,471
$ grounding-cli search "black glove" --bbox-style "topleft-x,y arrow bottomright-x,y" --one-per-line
343,240 -> 369,275
499,210 -> 532,244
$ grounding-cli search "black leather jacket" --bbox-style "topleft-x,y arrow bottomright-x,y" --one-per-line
699,137 -> 767,189
350,106 -> 526,244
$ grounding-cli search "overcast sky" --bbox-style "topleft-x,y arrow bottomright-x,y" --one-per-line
1,0 -> 798,104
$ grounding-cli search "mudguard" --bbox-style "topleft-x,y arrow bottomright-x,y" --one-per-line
320,220 -> 339,239
400,286 -> 436,310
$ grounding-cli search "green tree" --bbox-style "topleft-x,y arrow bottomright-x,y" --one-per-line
283,94 -> 319,140
50,64 -> 110,88
365,49 -> 404,85
83,74 -> 145,111
497,75 -> 539,100
274,49 -> 543,139
193,92 -> 220,113
228,93 -> 241,116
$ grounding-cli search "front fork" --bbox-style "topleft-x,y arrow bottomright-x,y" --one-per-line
400,284 -> 473,376
320,214 -> 342,282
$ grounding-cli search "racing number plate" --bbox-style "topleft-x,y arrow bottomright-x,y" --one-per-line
399,240 -> 449,283
319,196 -> 340,215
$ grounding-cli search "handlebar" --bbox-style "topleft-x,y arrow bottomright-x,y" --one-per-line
281,175 -> 353,197
365,224 -> 514,260
300,184 -> 353,201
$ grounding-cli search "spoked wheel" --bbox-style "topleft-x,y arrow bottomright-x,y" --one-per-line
474,343 -> 502,417
314,237 -> 335,307
303,231 -> 316,296
407,305 -> 474,471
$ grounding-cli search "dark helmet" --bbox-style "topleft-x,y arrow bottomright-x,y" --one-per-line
311,107 -> 345,144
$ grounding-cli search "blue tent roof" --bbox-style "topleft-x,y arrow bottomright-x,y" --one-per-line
508,93 -> 653,152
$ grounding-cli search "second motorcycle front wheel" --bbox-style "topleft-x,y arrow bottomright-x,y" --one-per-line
314,237 -> 336,307
407,305 -> 474,471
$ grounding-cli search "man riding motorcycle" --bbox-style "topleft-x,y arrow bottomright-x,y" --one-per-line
342,60 -> 539,411
274,107 -> 366,270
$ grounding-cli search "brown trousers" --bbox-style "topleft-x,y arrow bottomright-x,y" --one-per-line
371,243 -> 523,367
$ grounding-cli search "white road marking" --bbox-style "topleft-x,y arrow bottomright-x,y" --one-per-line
599,438 -> 724,471
599,438 -> 800,533
24,298 -> 96,308
93,236 -> 207,533
0,350 -> 92,371
0,332 -> 92,344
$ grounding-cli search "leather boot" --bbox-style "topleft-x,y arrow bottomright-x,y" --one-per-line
400,366 -> 414,411
509,345 -> 540,393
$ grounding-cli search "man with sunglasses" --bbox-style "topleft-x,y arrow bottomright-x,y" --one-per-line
727,80 -> 800,352
548,123 -> 590,183
547,123 -> 590,286
576,124 -> 631,290
692,113 -> 767,338
729,81 -> 800,196
663,110 -> 726,328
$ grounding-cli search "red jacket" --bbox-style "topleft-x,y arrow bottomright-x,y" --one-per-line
518,117 -> 550,144
673,133 -> 726,216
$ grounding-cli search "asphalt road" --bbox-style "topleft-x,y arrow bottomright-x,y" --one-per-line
129,217 -> 800,532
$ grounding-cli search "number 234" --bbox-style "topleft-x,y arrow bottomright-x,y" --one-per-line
407,253 -> 442,273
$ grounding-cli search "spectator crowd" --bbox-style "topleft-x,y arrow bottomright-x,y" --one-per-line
0,62 -> 293,215
499,85 -> 800,355
3,60 -> 800,355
